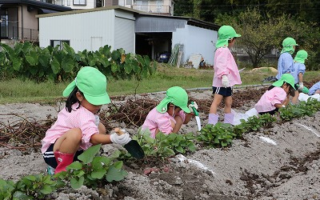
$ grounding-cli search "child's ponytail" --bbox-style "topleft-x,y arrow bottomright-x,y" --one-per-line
65,86 -> 82,112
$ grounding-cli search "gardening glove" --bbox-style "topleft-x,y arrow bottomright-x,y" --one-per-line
298,82 -> 304,91
222,75 -> 229,87
110,129 -> 131,145
188,101 -> 199,113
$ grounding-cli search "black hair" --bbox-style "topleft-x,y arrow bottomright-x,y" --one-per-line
65,86 -> 83,113
268,82 -> 295,96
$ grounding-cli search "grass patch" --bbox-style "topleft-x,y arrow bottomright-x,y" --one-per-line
0,64 -> 319,104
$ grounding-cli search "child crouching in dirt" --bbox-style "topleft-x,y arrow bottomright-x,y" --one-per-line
308,81 -> 320,96
41,67 -> 131,174
141,86 -> 198,138
255,74 -> 296,115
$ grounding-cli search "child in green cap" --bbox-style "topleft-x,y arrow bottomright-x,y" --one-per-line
41,66 -> 131,174
255,74 -> 296,115
276,37 -> 298,80
291,50 -> 308,104
142,86 -> 198,138
208,25 -> 242,125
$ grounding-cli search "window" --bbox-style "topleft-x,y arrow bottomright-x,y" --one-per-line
50,40 -> 70,50
73,0 -> 86,5
126,0 -> 132,5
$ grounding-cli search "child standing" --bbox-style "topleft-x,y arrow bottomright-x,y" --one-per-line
255,74 -> 296,115
142,86 -> 198,138
309,81 -> 320,95
208,25 -> 242,125
41,67 -> 131,174
276,37 -> 298,80
291,50 -> 308,104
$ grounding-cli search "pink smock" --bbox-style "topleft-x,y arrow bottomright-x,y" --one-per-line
212,47 -> 242,87
255,87 -> 287,113
142,107 -> 186,138
41,104 -> 99,153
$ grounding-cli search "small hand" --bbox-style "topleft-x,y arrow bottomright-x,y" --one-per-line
298,82 -> 304,91
188,101 -> 199,113
110,128 -> 131,145
222,75 -> 229,87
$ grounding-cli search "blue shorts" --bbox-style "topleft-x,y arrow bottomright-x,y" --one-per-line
43,143 -> 83,168
212,86 -> 233,97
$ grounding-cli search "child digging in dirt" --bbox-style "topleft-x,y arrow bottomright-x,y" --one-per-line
141,86 -> 198,138
291,50 -> 308,104
41,66 -> 131,174
276,37 -> 298,81
208,25 -> 242,125
255,74 -> 296,115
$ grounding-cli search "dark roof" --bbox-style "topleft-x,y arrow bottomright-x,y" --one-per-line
137,13 -> 220,31
0,0 -> 72,11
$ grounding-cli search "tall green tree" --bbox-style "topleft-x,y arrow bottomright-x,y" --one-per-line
215,8 -> 320,68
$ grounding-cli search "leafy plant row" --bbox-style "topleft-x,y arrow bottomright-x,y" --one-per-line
0,42 -> 156,82
0,144 -> 127,200
135,98 -> 320,158
1,98 -> 320,199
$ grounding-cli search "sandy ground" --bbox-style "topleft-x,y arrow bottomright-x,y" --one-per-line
1,89 -> 320,200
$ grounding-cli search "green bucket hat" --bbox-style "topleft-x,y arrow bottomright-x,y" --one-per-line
294,50 -> 308,64
272,74 -> 295,89
216,25 -> 241,48
63,66 -> 111,105
156,86 -> 190,114
281,37 -> 298,54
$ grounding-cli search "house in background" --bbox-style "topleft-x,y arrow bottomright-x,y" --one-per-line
38,6 -> 218,66
0,0 -> 71,44
41,0 -> 174,15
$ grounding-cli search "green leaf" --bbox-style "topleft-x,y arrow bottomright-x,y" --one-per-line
67,161 -> 82,170
77,144 -> 101,164
12,191 -> 32,200
106,166 -> 128,182
40,185 -> 53,195
70,176 -> 84,189
111,63 -> 118,73
91,169 -> 106,179
51,57 -> 60,75
12,57 -> 22,71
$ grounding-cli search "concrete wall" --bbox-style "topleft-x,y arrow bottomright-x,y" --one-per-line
172,24 -> 217,66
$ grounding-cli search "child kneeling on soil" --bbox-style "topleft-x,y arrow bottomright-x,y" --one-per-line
255,74 -> 296,115
41,67 -> 131,174
141,86 -> 198,138
308,81 -> 320,96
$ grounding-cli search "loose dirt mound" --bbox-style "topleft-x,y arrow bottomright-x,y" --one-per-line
1,87 -> 320,200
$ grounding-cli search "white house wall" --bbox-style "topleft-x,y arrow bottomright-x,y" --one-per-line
39,10 -> 114,52
39,9 -> 135,53
114,10 -> 135,53
172,24 -> 217,66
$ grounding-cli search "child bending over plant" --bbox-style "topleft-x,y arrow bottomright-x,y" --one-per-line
41,67 -> 131,174
141,86 -> 198,138
255,74 -> 296,115
308,81 -> 320,96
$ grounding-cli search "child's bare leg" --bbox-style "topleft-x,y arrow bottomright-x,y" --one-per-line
172,116 -> 183,133
53,128 -> 82,154
209,94 -> 223,114
208,94 -> 223,124
292,91 -> 299,104
315,90 -> 320,94
224,96 -> 234,124
224,96 -> 232,113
